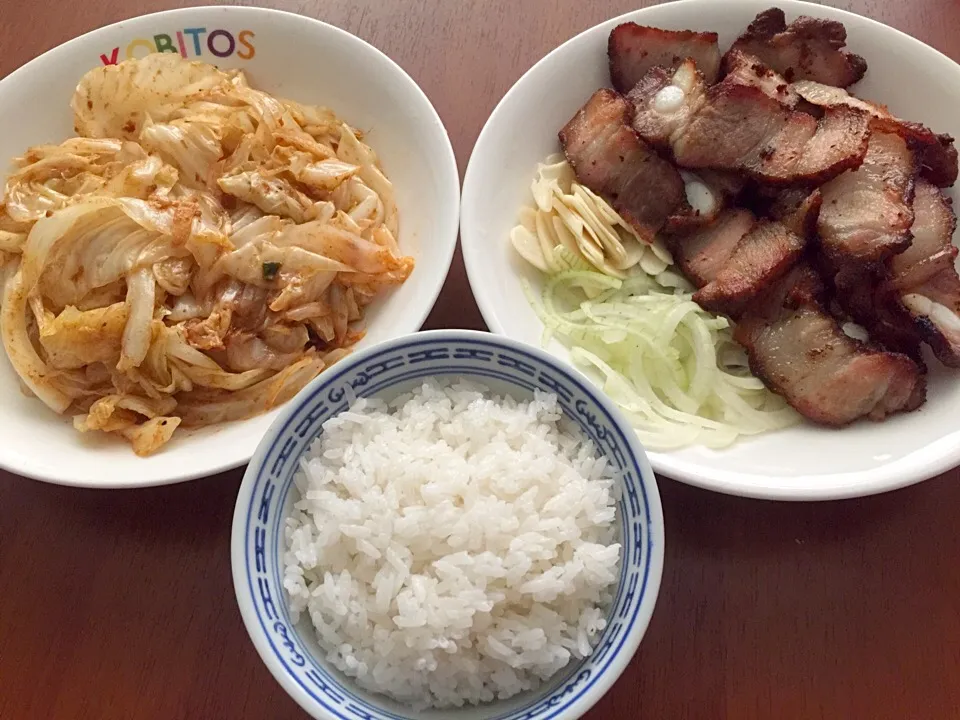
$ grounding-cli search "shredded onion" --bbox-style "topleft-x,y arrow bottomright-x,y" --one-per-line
525,272 -> 798,449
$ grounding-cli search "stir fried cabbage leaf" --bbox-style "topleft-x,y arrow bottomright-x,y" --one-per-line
0,54 -> 413,456
512,156 -> 798,450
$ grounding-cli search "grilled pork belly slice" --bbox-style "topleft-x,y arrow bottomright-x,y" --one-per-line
817,133 -> 920,351
667,208 -> 756,287
817,131 -> 916,264
830,266 -> 924,360
608,23 -> 720,93
790,79 -> 882,114
626,62 -> 756,231
694,220 -> 806,316
746,186 -> 823,236
727,8 -> 867,88
823,181 -> 960,367
628,59 -> 707,152
890,180 -> 960,366
760,262 -> 828,310
791,80 -> 958,187
898,124 -> 960,189
559,88 -> 685,243
901,126 -> 960,189
734,265 -> 925,425
672,81 -> 870,184
736,305 -> 925,424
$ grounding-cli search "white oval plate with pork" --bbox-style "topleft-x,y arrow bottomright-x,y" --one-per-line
461,0 -> 960,500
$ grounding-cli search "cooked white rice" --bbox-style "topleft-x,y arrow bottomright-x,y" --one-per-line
283,379 -> 622,708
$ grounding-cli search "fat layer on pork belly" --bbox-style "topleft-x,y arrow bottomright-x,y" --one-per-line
558,88 -> 685,243
726,8 -> 867,88
665,169 -> 747,232
628,59 -> 706,152
608,22 -> 720,93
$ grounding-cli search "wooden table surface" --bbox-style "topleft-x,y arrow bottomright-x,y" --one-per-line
2,1 -> 960,718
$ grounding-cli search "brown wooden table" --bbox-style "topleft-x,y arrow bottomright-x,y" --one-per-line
2,1 -> 960,718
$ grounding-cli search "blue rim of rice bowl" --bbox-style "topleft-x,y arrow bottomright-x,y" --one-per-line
238,333 -> 661,719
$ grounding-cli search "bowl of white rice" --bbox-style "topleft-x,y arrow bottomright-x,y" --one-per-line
231,329 -> 664,720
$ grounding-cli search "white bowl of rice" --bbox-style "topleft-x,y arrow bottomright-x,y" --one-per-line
231,329 -> 664,720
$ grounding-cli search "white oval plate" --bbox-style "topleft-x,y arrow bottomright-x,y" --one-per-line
0,6 -> 460,487
461,0 -> 960,500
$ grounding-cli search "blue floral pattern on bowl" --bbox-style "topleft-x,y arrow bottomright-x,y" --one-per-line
232,330 -> 664,720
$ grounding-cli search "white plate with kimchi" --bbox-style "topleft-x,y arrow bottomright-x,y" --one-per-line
0,7 -> 459,486
461,0 -> 960,499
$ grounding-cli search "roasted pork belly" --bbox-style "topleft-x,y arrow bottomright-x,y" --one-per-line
736,306 -> 925,424
672,81 -> 870,184
901,126 -> 960,188
623,47 -> 870,186
790,79 -> 883,114
825,181 -> 960,366
817,131 -> 916,264
666,169 -> 747,232
694,221 -> 806,316
830,266 -> 924,360
768,188 -> 823,237
792,80 -> 958,187
628,59 -> 707,151
559,88 -> 685,243
727,8 -> 867,88
734,265 -> 925,425
588,11 -> 946,427
890,180 -> 960,366
667,208 -> 756,287
609,23 -> 720,93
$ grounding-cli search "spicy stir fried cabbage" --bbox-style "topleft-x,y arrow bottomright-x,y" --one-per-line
0,54 -> 412,456
512,156 -> 798,449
